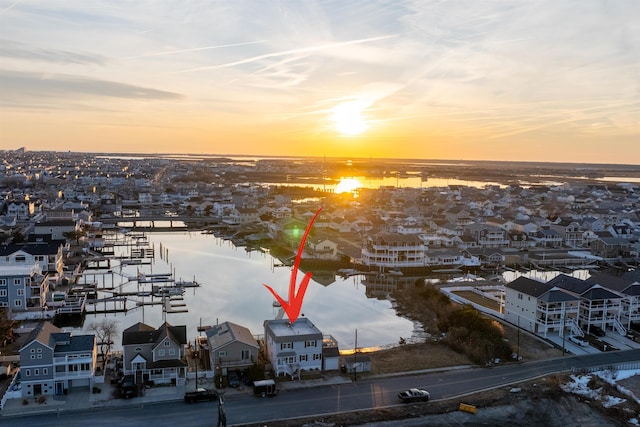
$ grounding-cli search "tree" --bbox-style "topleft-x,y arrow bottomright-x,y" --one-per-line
88,318 -> 118,364
63,229 -> 86,245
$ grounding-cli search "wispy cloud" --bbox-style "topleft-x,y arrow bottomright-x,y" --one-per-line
177,35 -> 397,73
0,69 -> 182,101
0,39 -> 107,65
125,40 -> 268,59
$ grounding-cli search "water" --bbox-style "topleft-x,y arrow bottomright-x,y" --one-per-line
77,231 -> 416,352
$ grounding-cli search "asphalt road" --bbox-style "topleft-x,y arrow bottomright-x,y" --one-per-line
3,349 -> 639,427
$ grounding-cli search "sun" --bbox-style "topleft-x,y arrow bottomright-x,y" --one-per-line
334,177 -> 361,194
330,101 -> 369,136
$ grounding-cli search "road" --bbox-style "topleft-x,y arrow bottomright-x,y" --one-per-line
2,349 -> 639,426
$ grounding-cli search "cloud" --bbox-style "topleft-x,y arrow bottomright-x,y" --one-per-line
0,69 -> 183,103
177,35 -> 398,73
0,39 -> 107,65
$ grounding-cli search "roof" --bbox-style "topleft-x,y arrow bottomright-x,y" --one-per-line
506,276 -> 550,297
20,321 -> 94,353
264,318 -> 322,343
52,333 -> 95,353
546,274 -> 592,294
580,284 -> 623,301
586,271 -> 640,295
122,321 -> 187,347
205,321 -> 258,351
538,287 -> 580,304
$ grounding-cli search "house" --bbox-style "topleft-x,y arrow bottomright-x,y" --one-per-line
586,271 -> 640,329
32,219 -> 78,241
0,264 -> 47,311
306,236 -> 339,260
121,322 -> 188,386
19,321 -> 96,397
263,318 -> 323,378
205,321 -> 259,376
0,238 -> 66,277
504,277 -> 581,338
361,233 -> 425,269
340,353 -> 371,375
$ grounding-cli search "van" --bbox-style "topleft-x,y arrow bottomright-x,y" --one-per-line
568,335 -> 589,347
253,379 -> 278,397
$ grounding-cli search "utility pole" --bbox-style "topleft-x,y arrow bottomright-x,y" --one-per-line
353,329 -> 358,382
517,315 -> 520,359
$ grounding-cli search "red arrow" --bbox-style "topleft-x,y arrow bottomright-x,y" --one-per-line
263,208 -> 322,324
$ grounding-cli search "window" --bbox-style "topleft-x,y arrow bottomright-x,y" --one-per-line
158,349 -> 165,357
134,347 -> 142,352
0,290 -> 6,297
518,293 -> 523,300
34,369 -> 39,376
169,349 -> 175,356
313,354 -> 321,361
299,354 -> 308,362
43,368 -> 48,375
0,279 -> 6,286
218,351 -> 227,357
15,256 -> 26,263
241,350 -> 250,360
304,340 -> 316,348
37,354 -> 42,359
164,340 -> 170,346
30,355 -> 35,359
13,278 -> 22,285
280,342 -> 293,350
286,356 -> 295,364
14,300 -> 22,307
25,370 -> 30,376
17,289 -> 24,296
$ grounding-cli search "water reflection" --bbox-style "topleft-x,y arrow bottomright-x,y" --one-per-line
78,232 -> 416,352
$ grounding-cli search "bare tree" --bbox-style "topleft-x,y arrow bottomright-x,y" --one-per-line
88,318 -> 118,365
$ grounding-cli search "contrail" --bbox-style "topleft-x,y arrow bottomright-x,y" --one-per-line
0,0 -> 23,15
177,34 -> 397,73
126,40 -> 268,59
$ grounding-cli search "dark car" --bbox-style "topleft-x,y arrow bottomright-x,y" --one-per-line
184,387 -> 219,403
227,371 -> 240,388
118,374 -> 137,399
590,325 -> 606,337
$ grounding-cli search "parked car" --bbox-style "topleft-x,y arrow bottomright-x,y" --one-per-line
568,335 -> 589,347
253,379 -> 278,397
227,371 -> 240,387
589,325 -> 606,337
118,374 -> 137,399
398,388 -> 430,403
184,387 -> 219,403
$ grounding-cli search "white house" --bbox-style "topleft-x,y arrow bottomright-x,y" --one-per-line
263,318 -> 323,378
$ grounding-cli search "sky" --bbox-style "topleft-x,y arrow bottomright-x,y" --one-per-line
1,1 -> 639,164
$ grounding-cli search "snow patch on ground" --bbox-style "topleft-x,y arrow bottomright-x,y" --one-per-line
561,369 -> 640,423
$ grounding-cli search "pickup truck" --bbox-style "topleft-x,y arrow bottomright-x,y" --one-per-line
398,388 -> 430,403
184,387 -> 219,403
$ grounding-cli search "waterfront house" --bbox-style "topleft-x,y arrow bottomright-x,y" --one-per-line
32,219 -> 78,241
121,322 -> 188,386
19,321 -> 96,397
361,232 -> 425,269
504,277 -> 581,338
263,318 -> 323,378
205,321 -> 259,376
587,271 -> 640,329
0,263 -> 47,311
306,235 -> 339,260
0,238 -> 66,277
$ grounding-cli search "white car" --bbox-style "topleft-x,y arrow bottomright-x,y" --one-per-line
568,335 -> 589,347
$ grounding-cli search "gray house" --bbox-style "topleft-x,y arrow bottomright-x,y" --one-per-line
121,322 -> 188,386
205,321 -> 259,376
19,321 -> 96,397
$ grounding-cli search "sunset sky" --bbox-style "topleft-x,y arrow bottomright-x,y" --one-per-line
1,1 -> 639,164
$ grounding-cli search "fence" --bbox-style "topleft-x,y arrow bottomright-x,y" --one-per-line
571,361 -> 640,374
